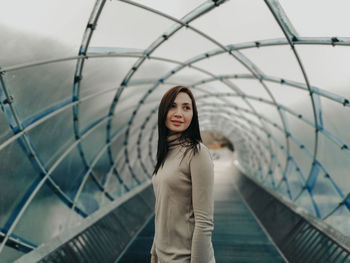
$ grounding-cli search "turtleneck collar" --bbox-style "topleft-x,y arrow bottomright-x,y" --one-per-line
167,133 -> 182,149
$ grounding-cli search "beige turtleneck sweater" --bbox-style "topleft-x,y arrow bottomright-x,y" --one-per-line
151,134 -> 215,263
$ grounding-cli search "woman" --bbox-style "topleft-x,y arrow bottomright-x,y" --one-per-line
150,86 -> 215,263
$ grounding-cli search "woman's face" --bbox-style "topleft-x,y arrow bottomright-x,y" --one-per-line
165,92 -> 193,133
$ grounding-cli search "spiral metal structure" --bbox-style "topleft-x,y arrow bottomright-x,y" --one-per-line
0,0 -> 349,261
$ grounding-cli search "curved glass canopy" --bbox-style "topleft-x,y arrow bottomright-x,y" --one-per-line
0,0 -> 349,261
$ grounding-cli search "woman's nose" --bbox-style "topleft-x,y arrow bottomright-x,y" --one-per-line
174,107 -> 182,116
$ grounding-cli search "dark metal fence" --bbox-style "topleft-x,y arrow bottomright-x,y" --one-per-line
235,171 -> 350,263
15,183 -> 155,263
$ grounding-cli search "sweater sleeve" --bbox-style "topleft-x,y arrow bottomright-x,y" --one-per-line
150,235 -> 158,262
190,145 -> 214,263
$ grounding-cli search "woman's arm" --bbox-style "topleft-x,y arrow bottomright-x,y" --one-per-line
190,145 -> 215,263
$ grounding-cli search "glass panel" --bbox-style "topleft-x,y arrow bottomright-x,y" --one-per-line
324,205 -> 350,237
275,147 -> 287,175
104,170 -> 122,198
0,0 -> 95,65
81,123 -> 108,171
193,0 -> 284,43
0,246 -> 25,263
317,132 -> 350,194
277,180 -> 289,199
131,59 -> 177,81
91,151 -> 111,186
152,27 -> 218,62
193,53 -> 251,76
0,111 -> 12,146
213,95 -> 251,112
145,83 -> 175,103
77,175 -> 110,215
287,111 -> 315,157
140,138 -> 153,173
272,166 -> 282,185
79,93 -> 111,134
246,95 -> 280,121
167,66 -> 214,85
240,111 -> 261,129
49,146 -> 86,200
232,78 -> 274,101
286,165 -> 304,201
90,0 -> 174,49
132,0 -> 204,18
240,45 -> 305,83
111,130 -> 126,160
194,81 -> 234,94
312,173 -> 342,218
295,189 -> 316,217
295,45 -> 350,93
321,97 -> 350,148
279,0 -> 350,36
266,81 -> 315,123
80,57 -> 139,98
289,139 -> 311,180
7,60 -> 76,120
118,85 -> 154,111
27,108 -> 75,169
0,139 -> 39,226
118,157 -> 139,190
197,97 -> 225,109
111,107 -> 134,136
12,183 -> 82,245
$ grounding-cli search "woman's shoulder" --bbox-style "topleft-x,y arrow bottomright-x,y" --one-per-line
192,142 -> 213,162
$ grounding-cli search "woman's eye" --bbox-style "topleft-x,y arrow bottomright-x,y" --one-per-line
184,106 -> 191,110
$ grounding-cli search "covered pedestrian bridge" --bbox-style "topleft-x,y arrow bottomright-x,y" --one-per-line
0,0 -> 350,262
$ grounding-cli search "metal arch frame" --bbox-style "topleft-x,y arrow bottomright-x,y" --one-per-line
199,111 -> 268,176
195,91 -> 349,155
125,76 -> 278,184
199,111 -> 278,185
105,0 -> 230,186
197,105 -> 282,183
190,74 -> 350,109
264,0 -> 324,214
2,42 -> 346,192
0,0 -> 350,254
70,0 -> 111,209
201,117 -> 262,173
135,108 -> 158,177
106,0 -> 289,185
0,228 -> 36,253
193,85 -> 276,161
0,105 -> 122,252
1,36 -> 350,75
127,86 -> 272,179
198,104 -> 270,159
0,70 -> 89,253
198,105 -> 289,186
0,52 -> 344,236
118,80 -> 277,185
132,100 -> 272,180
0,41 -> 347,155
0,47 -> 348,252
200,105 -> 310,206
197,103 -> 346,217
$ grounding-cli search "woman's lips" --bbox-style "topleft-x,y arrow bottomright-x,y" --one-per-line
171,120 -> 183,126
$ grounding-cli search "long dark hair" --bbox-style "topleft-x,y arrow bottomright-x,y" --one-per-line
153,86 -> 202,175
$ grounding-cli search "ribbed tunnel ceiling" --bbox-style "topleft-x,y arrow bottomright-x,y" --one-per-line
0,0 -> 350,261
